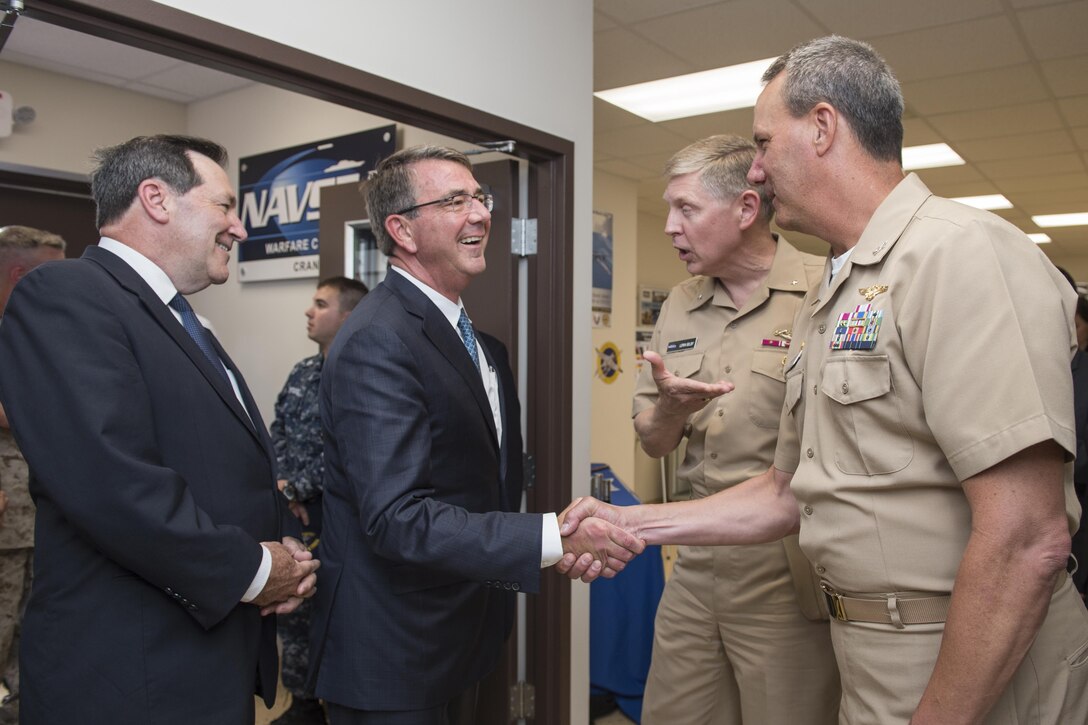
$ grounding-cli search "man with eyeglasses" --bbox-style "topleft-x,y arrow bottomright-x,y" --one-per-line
308,145 -> 643,725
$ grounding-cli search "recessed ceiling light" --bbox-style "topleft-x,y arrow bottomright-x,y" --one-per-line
1027,233 -> 1051,244
1032,213 -> 1088,228
902,143 -> 964,171
951,194 -> 1013,210
594,58 -> 776,122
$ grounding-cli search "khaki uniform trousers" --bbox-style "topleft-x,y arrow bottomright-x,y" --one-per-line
643,542 -> 839,725
831,577 -> 1088,724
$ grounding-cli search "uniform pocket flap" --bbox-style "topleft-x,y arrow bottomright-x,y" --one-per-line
821,355 -> 891,405
751,348 -> 787,383
664,352 -> 704,379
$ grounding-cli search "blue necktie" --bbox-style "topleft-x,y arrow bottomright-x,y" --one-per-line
457,308 -> 480,370
169,293 -> 230,384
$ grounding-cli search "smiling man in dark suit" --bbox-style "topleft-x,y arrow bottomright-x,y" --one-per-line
0,135 -> 319,724
309,145 -> 642,725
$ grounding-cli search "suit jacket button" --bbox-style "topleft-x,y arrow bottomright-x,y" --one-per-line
503,582 -> 512,590
512,583 -> 520,592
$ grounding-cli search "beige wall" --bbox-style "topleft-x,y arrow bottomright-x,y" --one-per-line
0,60 -> 186,175
590,171 -> 639,493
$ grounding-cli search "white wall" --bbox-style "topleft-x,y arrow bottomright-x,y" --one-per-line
590,171 -> 640,495
153,1 -> 595,719
0,60 -> 186,175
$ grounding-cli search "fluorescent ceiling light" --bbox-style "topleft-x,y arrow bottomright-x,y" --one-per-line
594,57 -> 776,122
902,143 -> 964,171
952,194 -> 1012,210
1032,213 -> 1088,228
1027,233 -> 1051,244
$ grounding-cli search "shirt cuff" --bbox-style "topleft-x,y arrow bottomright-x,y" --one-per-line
241,544 -> 272,603
540,513 -> 563,568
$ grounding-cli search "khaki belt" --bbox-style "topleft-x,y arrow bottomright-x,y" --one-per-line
821,581 -> 950,628
821,572 -> 1068,629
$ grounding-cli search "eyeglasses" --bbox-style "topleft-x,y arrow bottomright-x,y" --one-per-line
395,191 -> 494,216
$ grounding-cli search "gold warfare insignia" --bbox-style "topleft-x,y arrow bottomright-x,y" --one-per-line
859,284 -> 889,302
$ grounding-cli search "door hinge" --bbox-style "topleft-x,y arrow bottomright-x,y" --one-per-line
511,218 -> 538,256
509,680 -> 536,720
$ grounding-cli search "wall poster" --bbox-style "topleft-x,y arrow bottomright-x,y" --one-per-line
237,125 -> 395,282
592,210 -> 614,327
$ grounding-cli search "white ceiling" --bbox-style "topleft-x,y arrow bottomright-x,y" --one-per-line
594,0 -> 1088,260
3,2 -> 1087,262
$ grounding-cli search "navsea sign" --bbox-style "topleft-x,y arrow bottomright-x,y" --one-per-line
237,126 -> 395,282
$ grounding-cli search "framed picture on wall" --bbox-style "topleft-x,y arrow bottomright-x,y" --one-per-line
639,286 -> 669,327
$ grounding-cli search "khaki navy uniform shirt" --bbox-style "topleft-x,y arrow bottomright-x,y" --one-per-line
634,237 -> 826,614
775,174 -> 1080,596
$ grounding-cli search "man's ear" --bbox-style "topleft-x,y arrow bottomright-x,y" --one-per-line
385,214 -> 417,255
137,178 -> 171,224
736,189 -> 762,230
812,102 -> 837,157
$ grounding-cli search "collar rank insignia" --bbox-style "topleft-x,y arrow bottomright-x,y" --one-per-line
859,284 -> 889,302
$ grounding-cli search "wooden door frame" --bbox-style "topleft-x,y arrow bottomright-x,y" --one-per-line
20,2 -> 575,722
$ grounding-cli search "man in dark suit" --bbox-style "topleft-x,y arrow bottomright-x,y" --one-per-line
309,145 -> 642,724
0,135 -> 320,723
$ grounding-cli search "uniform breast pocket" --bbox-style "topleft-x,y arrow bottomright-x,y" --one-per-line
664,351 -> 704,379
749,348 -> 788,429
820,355 -> 913,475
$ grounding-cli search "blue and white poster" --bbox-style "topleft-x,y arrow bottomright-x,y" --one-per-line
237,126 -> 396,282
592,210 -> 614,327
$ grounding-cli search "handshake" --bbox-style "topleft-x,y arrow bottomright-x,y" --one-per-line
555,496 -> 642,583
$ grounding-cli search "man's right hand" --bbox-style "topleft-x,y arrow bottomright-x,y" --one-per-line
644,350 -> 732,417
252,538 -> 320,615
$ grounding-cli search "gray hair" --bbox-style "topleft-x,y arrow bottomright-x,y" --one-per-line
0,225 -> 67,266
763,36 -> 904,163
90,135 -> 229,229
363,145 -> 473,256
664,135 -> 773,221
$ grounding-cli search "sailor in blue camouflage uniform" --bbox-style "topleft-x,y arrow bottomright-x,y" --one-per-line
270,276 -> 367,725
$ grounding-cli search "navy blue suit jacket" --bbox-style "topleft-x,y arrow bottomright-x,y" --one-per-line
309,270 -> 540,711
0,246 -> 281,723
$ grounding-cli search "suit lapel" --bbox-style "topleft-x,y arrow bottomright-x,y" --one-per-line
386,273 -> 499,449
84,247 -> 265,448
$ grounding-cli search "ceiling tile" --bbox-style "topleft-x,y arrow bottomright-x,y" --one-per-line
902,65 -> 1046,115
1040,55 -> 1088,97
121,82 -> 197,104
658,107 -> 756,142
977,152 -> 1085,179
1005,187 -> 1088,214
594,10 -> 618,31
901,117 -> 944,145
953,130 -> 1075,162
1059,96 -> 1088,126
629,0 -> 823,70
594,28 -> 692,90
928,101 -> 1064,140
594,97 -> 649,133
594,0 -> 722,25
594,123 -> 692,158
797,0 -> 1002,38
1017,1 -> 1088,60
137,64 -> 252,100
996,172 -> 1088,193
872,16 -> 1029,82
913,164 -> 986,189
5,17 -> 177,81
1075,127 -> 1088,150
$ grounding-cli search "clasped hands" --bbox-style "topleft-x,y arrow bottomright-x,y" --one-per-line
252,537 -> 321,616
556,497 -> 640,583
